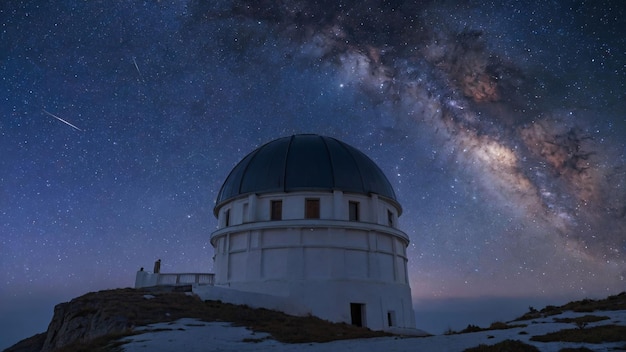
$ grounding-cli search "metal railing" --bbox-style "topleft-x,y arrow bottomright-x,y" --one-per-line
155,273 -> 215,286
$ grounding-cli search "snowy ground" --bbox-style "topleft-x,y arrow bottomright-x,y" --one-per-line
121,310 -> 626,352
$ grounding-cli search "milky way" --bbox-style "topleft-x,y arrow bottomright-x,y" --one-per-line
1,0 -> 625,347
213,0 -> 626,285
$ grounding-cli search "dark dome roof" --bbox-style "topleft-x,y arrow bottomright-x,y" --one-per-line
215,134 -> 398,208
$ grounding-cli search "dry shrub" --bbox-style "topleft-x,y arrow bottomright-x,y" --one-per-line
515,292 -> 626,321
457,322 -> 526,334
553,315 -> 609,325
531,325 -> 626,343
464,339 -> 540,352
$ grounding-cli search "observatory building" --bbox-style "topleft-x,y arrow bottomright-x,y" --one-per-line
136,134 -> 416,331
209,134 -> 415,331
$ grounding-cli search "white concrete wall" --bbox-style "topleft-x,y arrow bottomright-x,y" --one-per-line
135,270 -> 158,288
210,190 -> 414,330
193,284 -> 311,316
194,280 -> 415,331
212,223 -> 409,284
135,271 -> 215,288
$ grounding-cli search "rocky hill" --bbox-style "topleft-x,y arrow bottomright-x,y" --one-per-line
5,290 -> 626,352
4,287 -> 388,352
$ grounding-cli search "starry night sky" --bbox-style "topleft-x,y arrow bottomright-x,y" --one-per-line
1,0 -> 625,347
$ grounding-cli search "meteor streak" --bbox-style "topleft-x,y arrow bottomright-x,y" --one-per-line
42,109 -> 82,131
132,56 -> 144,81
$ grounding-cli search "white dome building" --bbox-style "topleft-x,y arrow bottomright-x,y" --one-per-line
210,134 -> 416,331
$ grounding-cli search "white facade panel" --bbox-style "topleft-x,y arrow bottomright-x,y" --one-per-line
210,190 -> 415,331
344,249 -> 368,278
229,233 -> 247,251
262,248 -> 290,279
377,234 -> 393,252
304,248 -> 329,279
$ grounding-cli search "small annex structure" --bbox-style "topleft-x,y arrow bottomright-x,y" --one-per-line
136,134 -> 416,332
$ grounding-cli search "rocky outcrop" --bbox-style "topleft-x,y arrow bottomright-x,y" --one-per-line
3,287 -> 201,352
2,287 -> 202,352
40,293 -> 133,352
5,287 -> 392,352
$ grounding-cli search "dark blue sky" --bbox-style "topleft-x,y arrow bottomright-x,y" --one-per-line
1,0 -> 625,347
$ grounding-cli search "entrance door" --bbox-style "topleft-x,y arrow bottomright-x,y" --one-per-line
350,303 -> 365,327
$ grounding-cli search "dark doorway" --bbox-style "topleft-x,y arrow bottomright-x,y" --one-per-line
350,303 -> 365,327
387,310 -> 396,327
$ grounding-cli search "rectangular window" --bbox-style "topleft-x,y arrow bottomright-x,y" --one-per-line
224,209 -> 230,227
387,210 -> 394,227
270,200 -> 282,220
305,198 -> 320,219
349,201 -> 359,221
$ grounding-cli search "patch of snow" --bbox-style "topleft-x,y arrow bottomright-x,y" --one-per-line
121,311 -> 626,352
123,319 -> 276,352
142,295 -> 156,300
